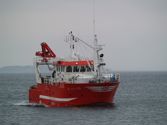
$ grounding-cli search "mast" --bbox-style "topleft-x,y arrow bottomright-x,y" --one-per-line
65,31 -> 79,60
92,0 -> 99,78
93,34 -> 103,80
93,0 -> 95,36
93,0 -> 98,75
92,0 -> 104,80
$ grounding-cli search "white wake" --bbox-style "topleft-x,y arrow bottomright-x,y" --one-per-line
14,100 -> 44,107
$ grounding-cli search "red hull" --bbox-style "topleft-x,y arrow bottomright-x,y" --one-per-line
29,82 -> 119,107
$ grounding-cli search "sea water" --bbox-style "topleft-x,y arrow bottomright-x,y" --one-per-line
0,72 -> 167,125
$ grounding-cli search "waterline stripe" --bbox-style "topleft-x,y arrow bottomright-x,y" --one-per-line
39,95 -> 76,102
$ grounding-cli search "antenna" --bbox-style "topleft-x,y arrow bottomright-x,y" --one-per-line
93,0 -> 96,35
92,0 -> 99,76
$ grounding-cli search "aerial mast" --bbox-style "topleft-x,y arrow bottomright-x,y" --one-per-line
65,31 -> 80,60
93,0 -> 98,73
92,0 -> 105,80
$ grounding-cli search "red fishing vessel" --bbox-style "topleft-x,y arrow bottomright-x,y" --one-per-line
29,32 -> 120,107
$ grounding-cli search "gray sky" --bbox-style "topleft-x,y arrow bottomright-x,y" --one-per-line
0,0 -> 167,71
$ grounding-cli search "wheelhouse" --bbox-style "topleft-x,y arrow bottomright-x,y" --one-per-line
56,60 -> 94,73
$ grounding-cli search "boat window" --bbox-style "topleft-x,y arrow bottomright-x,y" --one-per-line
80,66 -> 86,72
56,66 -> 60,72
61,66 -> 64,72
91,65 -> 94,71
73,66 -> 79,72
60,66 -> 62,72
66,66 -> 72,72
86,66 -> 91,72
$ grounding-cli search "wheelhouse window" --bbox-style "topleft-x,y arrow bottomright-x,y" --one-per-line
61,66 -> 65,72
91,65 -> 94,71
73,66 -> 79,72
56,66 -> 60,72
86,65 -> 91,72
80,66 -> 86,72
66,66 -> 72,72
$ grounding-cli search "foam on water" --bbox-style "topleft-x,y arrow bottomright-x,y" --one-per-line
14,100 -> 44,107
